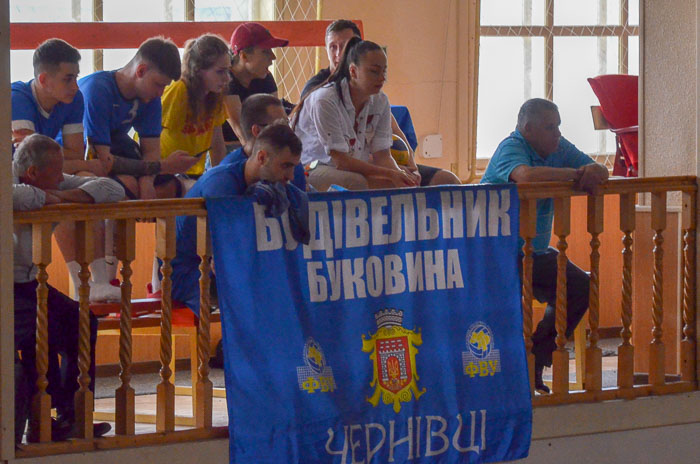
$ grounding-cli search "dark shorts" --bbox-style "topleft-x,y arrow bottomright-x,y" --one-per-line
14,281 -> 97,417
418,164 -> 440,186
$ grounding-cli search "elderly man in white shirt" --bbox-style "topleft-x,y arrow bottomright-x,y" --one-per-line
13,133 -> 123,441
293,37 -> 419,191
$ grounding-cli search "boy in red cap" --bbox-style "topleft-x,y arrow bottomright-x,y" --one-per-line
223,22 -> 289,147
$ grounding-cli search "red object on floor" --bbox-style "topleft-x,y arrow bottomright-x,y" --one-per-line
91,283 -> 194,326
588,74 -> 638,177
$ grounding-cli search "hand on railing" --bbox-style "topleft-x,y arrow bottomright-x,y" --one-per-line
575,163 -> 609,195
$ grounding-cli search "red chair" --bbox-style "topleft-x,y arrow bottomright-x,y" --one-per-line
588,74 -> 639,177
91,286 -> 222,426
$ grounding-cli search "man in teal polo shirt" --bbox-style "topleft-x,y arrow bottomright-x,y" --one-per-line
481,98 -> 608,394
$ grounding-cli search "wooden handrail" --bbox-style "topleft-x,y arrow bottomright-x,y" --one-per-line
517,176 -> 698,405
516,176 -> 697,199
13,198 -> 207,224
11,175 -> 699,454
13,177 -> 699,224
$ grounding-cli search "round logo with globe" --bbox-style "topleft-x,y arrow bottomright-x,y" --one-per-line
466,322 -> 494,359
303,337 -> 326,374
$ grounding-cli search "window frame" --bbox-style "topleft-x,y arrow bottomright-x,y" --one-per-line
477,0 -> 639,163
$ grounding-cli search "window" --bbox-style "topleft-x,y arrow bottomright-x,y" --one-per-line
9,0 -> 318,102
477,0 -> 639,165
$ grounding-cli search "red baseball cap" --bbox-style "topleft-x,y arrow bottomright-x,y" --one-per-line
230,22 -> 289,54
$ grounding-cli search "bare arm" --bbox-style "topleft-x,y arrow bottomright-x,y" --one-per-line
510,163 -> 608,194
12,128 -> 33,147
61,132 -> 86,160
63,132 -> 113,176
137,137 -> 161,200
209,125 -> 226,167
223,95 -> 246,144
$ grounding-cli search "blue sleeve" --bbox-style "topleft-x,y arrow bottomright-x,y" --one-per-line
558,136 -> 595,168
133,98 -> 162,138
81,75 -> 114,146
292,164 -> 306,191
482,142 -> 533,184
200,171 -> 240,197
11,83 -> 38,127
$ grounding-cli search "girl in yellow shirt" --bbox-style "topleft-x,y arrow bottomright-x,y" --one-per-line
160,34 -> 232,177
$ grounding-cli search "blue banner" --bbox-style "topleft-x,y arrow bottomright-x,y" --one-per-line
207,184 -> 531,464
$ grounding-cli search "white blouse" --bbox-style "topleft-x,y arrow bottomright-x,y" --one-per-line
294,78 -> 393,166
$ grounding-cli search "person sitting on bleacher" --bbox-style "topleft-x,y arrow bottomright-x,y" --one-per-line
149,93 -> 308,297
301,19 -> 460,187
171,124 -> 306,315
221,93 -> 306,191
293,37 -> 419,191
12,38 -> 124,302
223,22 -> 289,148
160,34 -> 232,183
481,98 -> 608,394
12,39 -> 109,176
79,37 -> 198,200
13,134 -> 122,441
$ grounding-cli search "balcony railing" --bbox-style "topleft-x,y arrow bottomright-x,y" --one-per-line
8,177 -> 699,459
518,176 -> 697,405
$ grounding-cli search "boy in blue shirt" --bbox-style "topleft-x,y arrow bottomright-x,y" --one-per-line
12,38 -> 123,302
481,98 -> 608,394
80,37 -> 198,200
12,38 -> 109,176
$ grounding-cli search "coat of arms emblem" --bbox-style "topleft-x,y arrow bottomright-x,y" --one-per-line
362,309 -> 425,413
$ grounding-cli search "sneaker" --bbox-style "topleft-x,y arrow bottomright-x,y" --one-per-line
63,421 -> 112,439
535,363 -> 551,394
93,422 -> 111,438
88,281 -> 122,303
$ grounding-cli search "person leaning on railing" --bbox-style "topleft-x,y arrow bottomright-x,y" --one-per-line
480,98 -> 609,395
12,134 -> 124,441
170,124 -> 307,317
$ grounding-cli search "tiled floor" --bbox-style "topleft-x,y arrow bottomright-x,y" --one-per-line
94,394 -> 229,435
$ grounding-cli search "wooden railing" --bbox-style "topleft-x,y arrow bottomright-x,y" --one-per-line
13,199 -> 227,458
518,176 -> 698,406
10,177 -> 699,458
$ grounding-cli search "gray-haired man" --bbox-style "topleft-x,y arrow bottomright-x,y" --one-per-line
13,134 -> 123,440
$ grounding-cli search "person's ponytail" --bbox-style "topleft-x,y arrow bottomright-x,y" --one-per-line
291,37 -> 381,128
